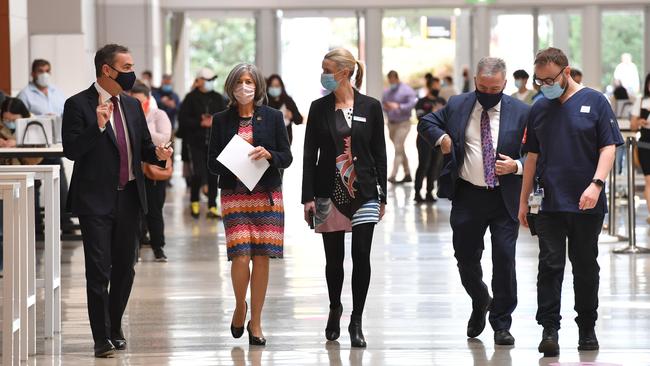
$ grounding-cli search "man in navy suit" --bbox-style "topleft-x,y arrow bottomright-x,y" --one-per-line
418,57 -> 530,345
62,44 -> 173,357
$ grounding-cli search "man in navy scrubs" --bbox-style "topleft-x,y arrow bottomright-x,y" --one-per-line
519,47 -> 624,357
419,57 -> 530,346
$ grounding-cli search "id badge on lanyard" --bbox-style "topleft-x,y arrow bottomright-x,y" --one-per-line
528,187 -> 544,214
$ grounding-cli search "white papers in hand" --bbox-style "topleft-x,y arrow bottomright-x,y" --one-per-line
216,134 -> 270,191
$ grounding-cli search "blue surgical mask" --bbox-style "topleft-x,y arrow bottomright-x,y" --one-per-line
203,80 -> 214,92
514,79 -> 523,89
268,86 -> 282,98
390,83 -> 399,91
3,121 -> 16,130
161,84 -> 173,93
540,80 -> 566,100
321,73 -> 339,92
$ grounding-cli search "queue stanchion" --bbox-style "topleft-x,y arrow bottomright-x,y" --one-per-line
614,136 -> 650,254
601,154 -> 625,242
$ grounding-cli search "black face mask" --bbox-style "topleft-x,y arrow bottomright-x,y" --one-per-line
430,88 -> 440,97
108,64 -> 136,91
475,88 -> 503,110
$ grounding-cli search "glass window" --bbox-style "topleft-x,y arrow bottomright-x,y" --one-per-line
188,17 -> 256,93
490,13 -> 534,95
382,9 -> 457,96
601,9 -> 645,94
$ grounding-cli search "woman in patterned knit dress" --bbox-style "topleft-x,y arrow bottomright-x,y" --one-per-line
302,48 -> 387,348
208,64 -> 292,346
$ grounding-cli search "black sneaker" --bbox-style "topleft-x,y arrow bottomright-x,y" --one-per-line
153,248 -> 168,262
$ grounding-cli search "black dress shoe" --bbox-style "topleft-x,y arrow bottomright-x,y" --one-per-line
494,329 -> 515,345
414,194 -> 425,203
247,321 -> 266,346
467,296 -> 492,338
94,339 -> 116,358
112,338 -> 126,350
325,304 -> 343,341
231,302 -> 248,339
425,193 -> 437,202
538,327 -> 560,357
578,327 -> 599,351
399,175 -> 413,183
348,315 -> 367,348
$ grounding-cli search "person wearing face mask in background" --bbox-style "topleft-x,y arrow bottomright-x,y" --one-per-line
208,63 -> 292,346
303,48 -> 387,348
265,74 -> 302,144
519,48 -> 623,358
418,57 -> 530,347
178,67 -> 227,219
413,76 -> 446,203
382,70 -> 416,184
630,73 -> 650,224
152,73 -> 181,130
62,43 -> 173,357
129,82 -> 172,262
510,69 -> 535,105
17,59 -> 75,236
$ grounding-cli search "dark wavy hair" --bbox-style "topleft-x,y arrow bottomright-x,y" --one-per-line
266,74 -> 290,106
644,73 -> 650,98
1,97 -> 31,118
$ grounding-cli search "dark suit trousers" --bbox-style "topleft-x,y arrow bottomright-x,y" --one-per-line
535,212 -> 603,330
78,181 -> 140,343
414,136 -> 443,194
449,180 -> 518,331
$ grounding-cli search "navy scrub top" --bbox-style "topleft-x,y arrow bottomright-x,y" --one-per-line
523,87 -> 624,215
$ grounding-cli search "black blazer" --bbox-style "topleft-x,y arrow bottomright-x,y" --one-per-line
207,105 -> 292,190
302,89 -> 387,204
267,95 -> 303,144
417,92 -> 530,221
62,84 -> 163,216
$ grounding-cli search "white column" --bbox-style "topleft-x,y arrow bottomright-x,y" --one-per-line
471,5 -> 490,71
581,5 -> 601,89
551,13 -> 570,57
255,9 -> 279,77
455,9 -> 471,91
532,8 -> 539,55
9,0 -> 29,96
644,5 -> 650,78
364,8 -> 382,100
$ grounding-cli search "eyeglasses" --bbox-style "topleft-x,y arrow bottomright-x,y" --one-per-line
533,66 -> 566,86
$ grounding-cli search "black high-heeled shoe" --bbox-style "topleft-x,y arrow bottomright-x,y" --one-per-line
325,304 -> 343,341
348,315 -> 367,348
247,321 -> 266,346
230,302 -> 247,339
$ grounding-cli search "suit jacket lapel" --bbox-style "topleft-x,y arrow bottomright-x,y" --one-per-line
496,97 -> 510,153
119,93 -> 138,152
350,89 -> 366,139
86,84 -> 118,148
457,93 -> 476,162
324,93 -> 338,145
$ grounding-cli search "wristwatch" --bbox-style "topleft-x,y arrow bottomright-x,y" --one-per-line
592,178 -> 605,188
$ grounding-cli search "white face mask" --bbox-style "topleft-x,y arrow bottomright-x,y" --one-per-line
234,83 -> 255,105
36,72 -> 51,88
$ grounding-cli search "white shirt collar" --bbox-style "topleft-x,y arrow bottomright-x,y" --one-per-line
94,81 -> 120,104
474,100 -> 502,113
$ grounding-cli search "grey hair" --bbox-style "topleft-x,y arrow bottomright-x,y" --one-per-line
476,57 -> 507,78
223,63 -> 267,107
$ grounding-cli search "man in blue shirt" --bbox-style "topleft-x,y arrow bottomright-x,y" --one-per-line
519,48 -> 624,357
152,74 -> 181,129
17,59 -> 67,116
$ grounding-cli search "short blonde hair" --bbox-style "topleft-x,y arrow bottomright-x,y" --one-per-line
324,48 -> 365,89
223,63 -> 267,107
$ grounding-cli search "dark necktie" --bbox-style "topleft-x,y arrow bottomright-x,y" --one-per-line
110,96 -> 129,188
480,109 -> 497,188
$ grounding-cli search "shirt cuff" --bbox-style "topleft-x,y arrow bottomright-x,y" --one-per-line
99,125 -> 106,133
515,160 -> 523,175
435,134 -> 448,147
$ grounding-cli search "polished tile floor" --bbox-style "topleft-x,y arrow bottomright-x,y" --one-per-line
9,126 -> 650,365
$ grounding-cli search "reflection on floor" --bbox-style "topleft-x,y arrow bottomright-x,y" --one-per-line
16,127 -> 650,365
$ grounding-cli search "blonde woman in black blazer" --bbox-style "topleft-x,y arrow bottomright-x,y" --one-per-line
302,48 -> 387,348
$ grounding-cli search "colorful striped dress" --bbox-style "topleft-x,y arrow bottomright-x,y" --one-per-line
220,117 -> 284,260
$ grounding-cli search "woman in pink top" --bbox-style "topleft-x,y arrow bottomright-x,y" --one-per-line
130,82 -> 172,262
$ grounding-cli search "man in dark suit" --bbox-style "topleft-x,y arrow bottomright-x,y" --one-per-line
418,57 -> 530,346
62,44 -> 173,358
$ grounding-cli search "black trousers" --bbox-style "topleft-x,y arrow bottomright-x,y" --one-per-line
78,181 -> 140,343
414,136 -> 442,194
449,181 -> 518,331
321,223 -> 375,317
144,178 -> 167,250
535,211 -> 603,330
189,143 -> 217,207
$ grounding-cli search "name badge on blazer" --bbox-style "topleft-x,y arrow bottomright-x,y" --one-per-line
353,115 -> 367,123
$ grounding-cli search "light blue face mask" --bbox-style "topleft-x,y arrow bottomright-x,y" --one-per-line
161,84 -> 173,93
540,81 -> 566,100
203,79 -> 214,92
514,79 -> 523,89
321,73 -> 339,92
3,121 -> 16,130
268,86 -> 282,98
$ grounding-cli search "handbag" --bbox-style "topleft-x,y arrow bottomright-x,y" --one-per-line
143,158 -> 172,181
